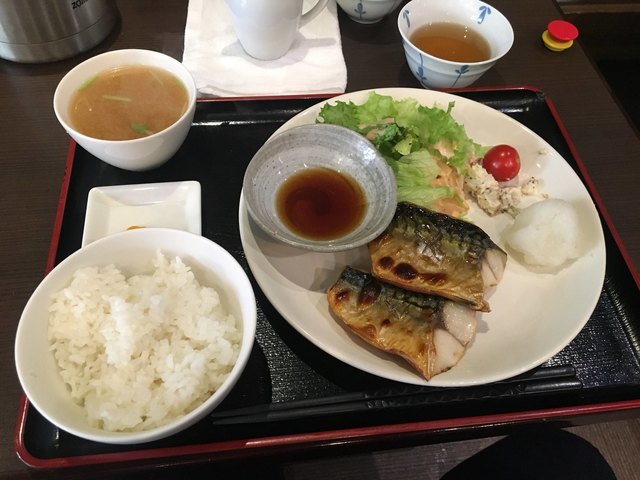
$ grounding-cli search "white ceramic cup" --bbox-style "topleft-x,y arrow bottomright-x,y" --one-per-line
225,0 -> 329,60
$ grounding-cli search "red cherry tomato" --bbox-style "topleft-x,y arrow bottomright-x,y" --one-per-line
482,144 -> 521,181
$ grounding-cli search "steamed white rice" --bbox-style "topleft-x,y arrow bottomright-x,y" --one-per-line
48,251 -> 241,432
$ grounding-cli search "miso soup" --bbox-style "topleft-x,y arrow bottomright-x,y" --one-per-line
410,22 -> 491,63
69,65 -> 189,141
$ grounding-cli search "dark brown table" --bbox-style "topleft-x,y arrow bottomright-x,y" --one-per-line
1,0 -> 638,478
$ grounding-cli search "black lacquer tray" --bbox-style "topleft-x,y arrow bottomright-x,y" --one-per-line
15,87 -> 640,469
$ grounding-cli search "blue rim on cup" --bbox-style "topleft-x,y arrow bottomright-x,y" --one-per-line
336,0 -> 403,24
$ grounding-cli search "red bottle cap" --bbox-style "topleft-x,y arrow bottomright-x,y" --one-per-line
547,20 -> 579,42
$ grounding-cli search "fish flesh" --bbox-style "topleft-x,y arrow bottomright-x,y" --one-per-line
327,266 -> 477,380
368,202 -> 507,312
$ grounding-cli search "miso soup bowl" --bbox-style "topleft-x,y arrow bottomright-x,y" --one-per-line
53,49 -> 197,171
398,0 -> 513,89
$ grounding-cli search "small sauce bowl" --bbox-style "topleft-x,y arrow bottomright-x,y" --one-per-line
243,124 -> 397,252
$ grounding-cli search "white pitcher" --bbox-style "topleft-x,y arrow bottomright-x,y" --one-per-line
225,0 -> 329,60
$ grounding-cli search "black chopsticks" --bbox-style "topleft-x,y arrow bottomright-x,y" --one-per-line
209,364 -> 581,425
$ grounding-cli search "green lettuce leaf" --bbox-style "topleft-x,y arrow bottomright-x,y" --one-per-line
317,91 -> 486,213
388,150 -> 458,210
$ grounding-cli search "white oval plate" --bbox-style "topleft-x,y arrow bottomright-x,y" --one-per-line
239,88 -> 606,386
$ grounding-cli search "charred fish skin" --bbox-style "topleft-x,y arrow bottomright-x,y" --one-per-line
369,202 -> 507,312
336,264 -> 446,318
327,266 -> 476,380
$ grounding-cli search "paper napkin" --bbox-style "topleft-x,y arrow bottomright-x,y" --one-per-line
182,0 -> 348,97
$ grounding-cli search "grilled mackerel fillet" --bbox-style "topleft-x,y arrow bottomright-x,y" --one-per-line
368,202 -> 507,312
327,266 -> 477,380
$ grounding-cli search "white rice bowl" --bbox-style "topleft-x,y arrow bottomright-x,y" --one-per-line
15,228 -> 256,444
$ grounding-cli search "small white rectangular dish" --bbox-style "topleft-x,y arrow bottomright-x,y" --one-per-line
82,181 -> 202,246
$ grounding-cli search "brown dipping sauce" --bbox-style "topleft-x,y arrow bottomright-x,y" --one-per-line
276,167 -> 366,241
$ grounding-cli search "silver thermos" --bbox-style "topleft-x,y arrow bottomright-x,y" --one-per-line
0,0 -> 119,63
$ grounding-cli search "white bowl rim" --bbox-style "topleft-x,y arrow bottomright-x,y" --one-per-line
397,0 -> 515,67
53,49 -> 197,146
14,227 -> 257,444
